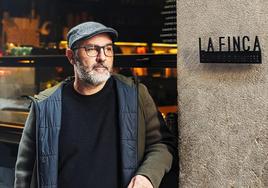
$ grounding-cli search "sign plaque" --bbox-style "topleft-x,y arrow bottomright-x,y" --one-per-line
199,36 -> 262,64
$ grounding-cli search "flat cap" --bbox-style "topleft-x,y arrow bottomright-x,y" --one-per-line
67,21 -> 118,49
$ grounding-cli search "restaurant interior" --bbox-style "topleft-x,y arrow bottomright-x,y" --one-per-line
0,0 -> 178,187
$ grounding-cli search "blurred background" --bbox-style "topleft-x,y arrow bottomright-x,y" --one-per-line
0,0 -> 178,187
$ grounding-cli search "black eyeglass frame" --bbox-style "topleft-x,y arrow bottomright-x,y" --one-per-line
72,43 -> 114,57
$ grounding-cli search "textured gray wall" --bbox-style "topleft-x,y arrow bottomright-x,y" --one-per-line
177,0 -> 268,187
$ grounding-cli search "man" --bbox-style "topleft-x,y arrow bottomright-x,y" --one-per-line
15,21 -> 174,188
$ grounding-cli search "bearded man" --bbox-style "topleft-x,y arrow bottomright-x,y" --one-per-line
14,21 -> 174,188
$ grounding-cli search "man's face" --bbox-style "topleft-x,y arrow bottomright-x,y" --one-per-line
72,33 -> 114,86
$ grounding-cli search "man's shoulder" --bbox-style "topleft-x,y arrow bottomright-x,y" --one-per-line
112,73 -> 136,87
112,73 -> 149,97
34,84 -> 62,102
34,77 -> 74,102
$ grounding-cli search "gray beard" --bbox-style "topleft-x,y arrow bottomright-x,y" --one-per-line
75,60 -> 111,86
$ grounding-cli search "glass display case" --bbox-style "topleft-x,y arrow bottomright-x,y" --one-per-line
0,53 -> 177,140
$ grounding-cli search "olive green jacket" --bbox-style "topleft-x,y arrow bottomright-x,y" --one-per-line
15,74 -> 173,188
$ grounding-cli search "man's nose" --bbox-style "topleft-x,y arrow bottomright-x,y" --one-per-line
96,48 -> 106,61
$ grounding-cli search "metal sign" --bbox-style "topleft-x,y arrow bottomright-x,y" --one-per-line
199,36 -> 262,64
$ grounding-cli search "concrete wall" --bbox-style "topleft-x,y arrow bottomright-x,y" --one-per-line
177,0 -> 268,187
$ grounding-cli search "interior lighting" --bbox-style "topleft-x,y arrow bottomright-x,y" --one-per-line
114,42 -> 148,46
152,43 -> 177,47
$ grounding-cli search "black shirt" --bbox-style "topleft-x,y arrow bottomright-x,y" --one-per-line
59,77 -> 120,188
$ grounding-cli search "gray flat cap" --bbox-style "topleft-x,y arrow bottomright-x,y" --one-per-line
67,21 -> 118,49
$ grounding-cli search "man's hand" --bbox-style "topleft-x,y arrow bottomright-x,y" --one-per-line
127,175 -> 153,188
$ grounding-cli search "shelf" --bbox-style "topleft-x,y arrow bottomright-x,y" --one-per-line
0,54 -> 177,68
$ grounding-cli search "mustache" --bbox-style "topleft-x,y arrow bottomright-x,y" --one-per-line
92,62 -> 109,70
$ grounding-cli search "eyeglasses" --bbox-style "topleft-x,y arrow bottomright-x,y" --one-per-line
73,44 -> 114,57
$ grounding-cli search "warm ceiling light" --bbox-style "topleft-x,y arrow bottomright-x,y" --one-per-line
114,42 -> 148,46
152,43 -> 177,47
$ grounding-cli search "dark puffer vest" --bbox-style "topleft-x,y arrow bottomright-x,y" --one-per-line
15,74 -> 173,188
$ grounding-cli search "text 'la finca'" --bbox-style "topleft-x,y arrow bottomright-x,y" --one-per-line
199,36 -> 261,52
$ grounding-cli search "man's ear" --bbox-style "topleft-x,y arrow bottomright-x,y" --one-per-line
66,48 -> 75,65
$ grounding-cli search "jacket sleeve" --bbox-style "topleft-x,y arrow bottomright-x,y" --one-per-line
14,105 -> 37,188
135,84 -> 176,188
